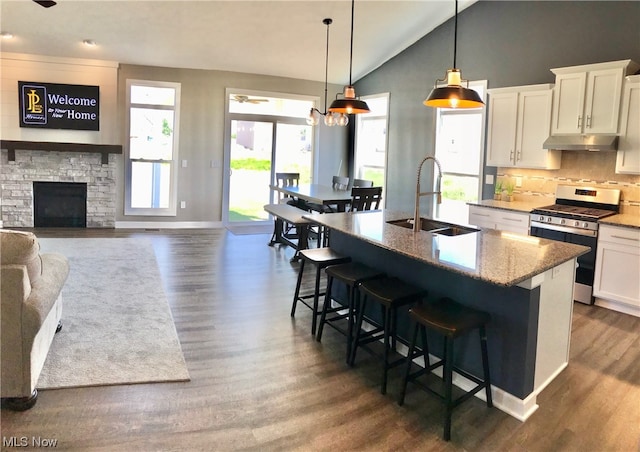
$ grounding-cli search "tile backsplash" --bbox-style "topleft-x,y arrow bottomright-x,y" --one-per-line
497,151 -> 639,215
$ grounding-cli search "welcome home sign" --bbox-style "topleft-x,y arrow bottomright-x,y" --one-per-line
19,81 -> 100,131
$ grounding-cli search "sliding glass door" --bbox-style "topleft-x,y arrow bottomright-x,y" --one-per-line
224,90 -> 315,226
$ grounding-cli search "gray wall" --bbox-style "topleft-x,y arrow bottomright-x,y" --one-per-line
355,1 -> 640,210
116,65 -> 348,224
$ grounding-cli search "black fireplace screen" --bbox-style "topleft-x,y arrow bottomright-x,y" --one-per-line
33,182 -> 87,227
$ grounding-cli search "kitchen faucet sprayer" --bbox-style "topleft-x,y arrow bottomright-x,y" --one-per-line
413,156 -> 443,233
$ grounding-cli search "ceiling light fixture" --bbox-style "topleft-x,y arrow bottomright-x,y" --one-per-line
307,18 -> 342,127
82,39 -> 97,47
423,0 -> 484,109
1,32 -> 14,39
328,0 -> 370,122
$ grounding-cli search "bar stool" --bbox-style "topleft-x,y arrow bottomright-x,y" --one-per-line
291,248 -> 351,336
350,277 -> 428,394
398,297 -> 493,441
316,262 -> 385,363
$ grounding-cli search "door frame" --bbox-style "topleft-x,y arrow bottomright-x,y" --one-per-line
222,88 -> 318,227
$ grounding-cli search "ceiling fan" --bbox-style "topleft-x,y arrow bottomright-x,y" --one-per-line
33,0 -> 57,7
232,95 -> 269,104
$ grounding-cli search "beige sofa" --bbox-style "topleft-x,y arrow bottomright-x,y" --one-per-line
1,230 -> 69,410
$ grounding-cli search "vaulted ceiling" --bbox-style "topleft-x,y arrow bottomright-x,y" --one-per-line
1,0 -> 477,84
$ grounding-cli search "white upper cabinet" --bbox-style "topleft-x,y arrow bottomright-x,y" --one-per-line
550,60 -> 640,135
616,75 -> 640,174
487,84 -> 560,169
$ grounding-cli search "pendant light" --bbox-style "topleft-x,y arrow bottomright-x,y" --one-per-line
328,0 -> 370,124
424,0 -> 484,109
307,18 -> 342,126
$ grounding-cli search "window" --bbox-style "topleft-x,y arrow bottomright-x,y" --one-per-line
125,80 -> 181,216
434,81 -> 487,224
354,93 -> 389,206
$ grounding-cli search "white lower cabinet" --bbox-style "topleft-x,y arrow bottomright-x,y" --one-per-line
468,205 -> 530,235
594,224 -> 640,316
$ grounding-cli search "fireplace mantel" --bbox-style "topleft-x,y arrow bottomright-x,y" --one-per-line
1,140 -> 122,164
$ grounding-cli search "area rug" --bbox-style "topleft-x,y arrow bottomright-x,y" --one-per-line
36,238 -> 190,389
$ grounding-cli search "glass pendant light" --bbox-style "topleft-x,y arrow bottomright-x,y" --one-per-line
424,0 -> 484,109
306,18 -> 341,127
328,0 -> 370,121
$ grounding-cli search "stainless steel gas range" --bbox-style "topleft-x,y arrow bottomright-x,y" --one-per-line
529,185 -> 621,304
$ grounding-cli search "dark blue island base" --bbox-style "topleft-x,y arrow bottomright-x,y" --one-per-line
307,210 -> 586,421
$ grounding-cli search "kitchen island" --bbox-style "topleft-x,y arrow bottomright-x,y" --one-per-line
304,210 -> 590,421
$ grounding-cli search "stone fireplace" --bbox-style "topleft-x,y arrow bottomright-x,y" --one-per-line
1,148 -> 117,228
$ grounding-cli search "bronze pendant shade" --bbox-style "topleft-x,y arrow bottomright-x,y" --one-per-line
424,1 -> 484,109
328,0 -> 370,116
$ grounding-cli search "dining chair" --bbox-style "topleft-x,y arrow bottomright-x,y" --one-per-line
272,172 -> 305,243
275,172 -> 300,204
350,186 -> 383,212
353,178 -> 374,188
332,175 -> 350,191
308,176 -> 351,214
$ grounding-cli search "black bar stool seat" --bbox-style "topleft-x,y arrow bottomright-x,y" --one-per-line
291,248 -> 351,335
398,297 -> 493,441
316,262 -> 385,363
350,277 -> 428,395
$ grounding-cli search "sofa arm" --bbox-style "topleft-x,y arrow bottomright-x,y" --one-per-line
23,253 -> 70,337
1,265 -> 31,396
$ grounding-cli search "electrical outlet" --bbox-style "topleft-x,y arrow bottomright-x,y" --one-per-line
181,160 -> 188,168
515,176 -> 523,187
552,266 -> 561,278
485,174 -> 494,184
180,201 -> 186,209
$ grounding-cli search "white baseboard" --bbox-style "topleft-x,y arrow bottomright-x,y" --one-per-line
115,221 -> 223,229
594,297 -> 640,318
351,314 -> 540,422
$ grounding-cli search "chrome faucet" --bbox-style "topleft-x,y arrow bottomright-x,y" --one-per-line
413,156 -> 443,233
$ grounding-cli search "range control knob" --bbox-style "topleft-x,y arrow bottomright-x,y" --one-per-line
539,215 -> 544,221
583,222 -> 589,228
574,221 -> 580,227
560,219 -> 566,225
546,217 -> 552,223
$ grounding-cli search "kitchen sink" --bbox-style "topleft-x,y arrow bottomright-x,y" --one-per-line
386,218 -> 479,236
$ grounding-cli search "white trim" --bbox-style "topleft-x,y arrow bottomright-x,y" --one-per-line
124,79 -> 181,217
1,52 -> 119,68
115,221 -> 222,229
594,297 -> 640,318
356,317 -> 540,422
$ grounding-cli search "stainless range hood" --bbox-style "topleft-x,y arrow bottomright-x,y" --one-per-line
542,135 -> 619,151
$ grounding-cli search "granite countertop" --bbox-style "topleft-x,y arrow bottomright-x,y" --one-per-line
470,199 -> 640,229
467,199 -> 549,214
304,210 -> 590,287
598,213 -> 640,229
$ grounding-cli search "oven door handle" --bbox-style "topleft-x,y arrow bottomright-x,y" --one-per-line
530,221 -> 597,237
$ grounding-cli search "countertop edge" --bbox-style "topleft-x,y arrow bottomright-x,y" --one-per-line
304,211 -> 591,288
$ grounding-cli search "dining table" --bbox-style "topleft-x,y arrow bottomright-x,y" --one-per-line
270,183 -> 353,212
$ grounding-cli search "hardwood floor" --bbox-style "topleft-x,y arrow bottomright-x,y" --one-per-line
2,228 -> 639,451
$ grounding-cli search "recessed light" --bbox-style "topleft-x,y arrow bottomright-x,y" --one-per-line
82,39 -> 96,47
1,32 -> 14,39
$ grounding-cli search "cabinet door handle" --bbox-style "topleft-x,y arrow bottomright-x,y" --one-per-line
586,115 -> 592,128
510,149 -> 514,163
502,217 -> 523,222
474,213 -> 490,217
611,234 -> 640,242
577,115 -> 582,129
517,150 -> 522,161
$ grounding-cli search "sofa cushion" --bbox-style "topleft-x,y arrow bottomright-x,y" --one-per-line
1,230 -> 42,285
